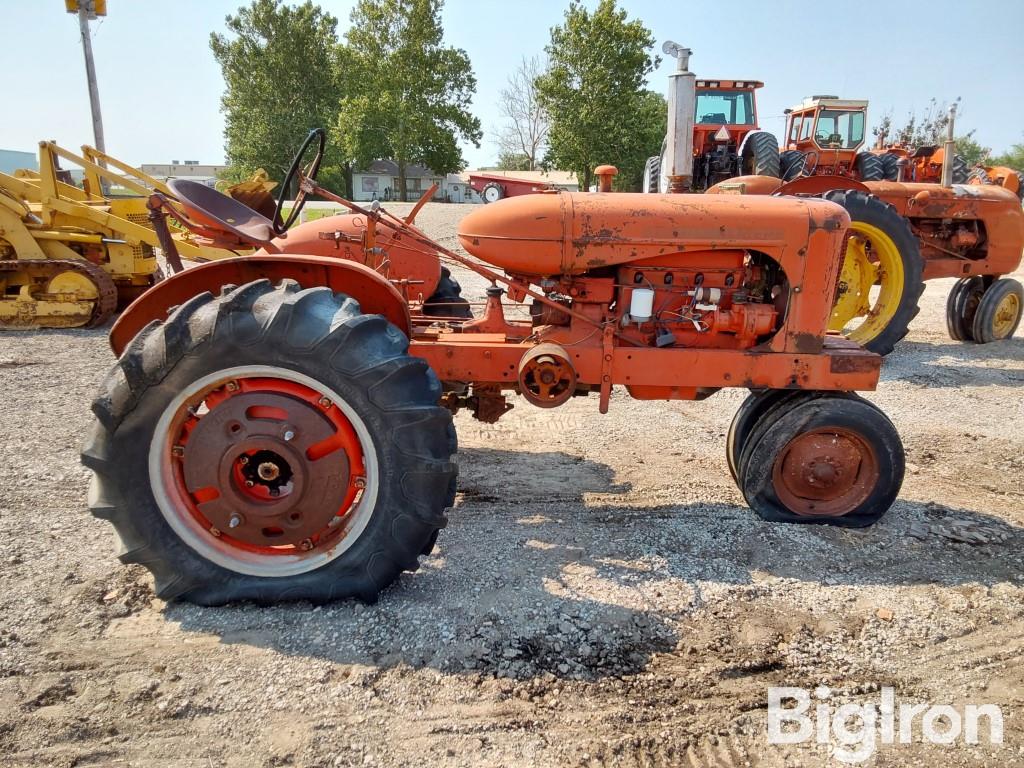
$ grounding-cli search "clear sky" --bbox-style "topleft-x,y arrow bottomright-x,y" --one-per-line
2,0 -> 1022,170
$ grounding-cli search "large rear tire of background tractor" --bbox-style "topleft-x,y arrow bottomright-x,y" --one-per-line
824,190 -> 924,356
82,279 -> 457,605
951,154 -> 969,184
878,153 -> 900,181
854,152 -> 884,181
741,132 -> 781,178
423,266 -> 473,319
971,278 -> 1023,343
738,392 -> 903,528
642,155 -> 661,193
779,150 -> 806,181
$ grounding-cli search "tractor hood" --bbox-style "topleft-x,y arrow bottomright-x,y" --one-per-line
457,190 -> 849,276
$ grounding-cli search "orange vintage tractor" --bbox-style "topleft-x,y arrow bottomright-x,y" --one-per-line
969,165 -> 1024,201
643,45 -> 778,192
82,130 -> 906,605
643,53 -> 1024,355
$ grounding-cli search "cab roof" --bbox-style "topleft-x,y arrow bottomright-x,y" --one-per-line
791,96 -> 869,111
696,80 -> 764,90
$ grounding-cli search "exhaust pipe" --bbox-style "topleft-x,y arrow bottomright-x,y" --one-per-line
662,41 -> 695,193
940,103 -> 957,188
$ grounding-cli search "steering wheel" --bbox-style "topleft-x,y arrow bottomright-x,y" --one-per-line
274,128 -> 326,235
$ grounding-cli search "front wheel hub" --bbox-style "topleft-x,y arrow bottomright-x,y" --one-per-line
773,428 -> 878,517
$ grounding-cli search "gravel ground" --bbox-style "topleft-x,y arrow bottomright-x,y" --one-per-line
0,201 -> 1022,767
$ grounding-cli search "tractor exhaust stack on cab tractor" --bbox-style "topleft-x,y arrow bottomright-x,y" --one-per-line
82,122 -> 907,606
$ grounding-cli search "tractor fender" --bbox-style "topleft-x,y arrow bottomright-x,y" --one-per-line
706,175 -> 783,195
109,255 -> 411,357
776,176 -> 871,197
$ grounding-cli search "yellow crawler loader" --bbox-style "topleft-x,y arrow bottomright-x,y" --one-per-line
0,142 -> 268,328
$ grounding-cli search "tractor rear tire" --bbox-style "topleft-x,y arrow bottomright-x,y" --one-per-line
951,154 -> 969,184
423,266 -> 472,319
945,276 -> 986,342
878,153 -> 900,181
642,155 -> 661,193
855,152 -> 885,181
741,132 -> 781,178
738,393 -> 903,528
779,150 -> 806,181
823,190 -> 924,356
82,279 -> 457,605
968,167 -> 991,185
971,278 -> 1024,343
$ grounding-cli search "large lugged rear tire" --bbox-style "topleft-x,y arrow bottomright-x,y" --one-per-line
82,279 -> 457,605
779,150 -> 806,181
824,190 -> 925,356
642,155 -> 661,193
423,266 -> 472,319
878,153 -> 900,181
855,152 -> 884,181
951,154 -> 969,184
741,132 -> 781,177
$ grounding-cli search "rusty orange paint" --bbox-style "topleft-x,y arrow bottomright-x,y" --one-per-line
110,255 -> 410,356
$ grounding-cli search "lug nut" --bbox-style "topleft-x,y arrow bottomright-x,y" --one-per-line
283,430 -> 295,442
226,380 -> 239,392
210,526 -> 222,537
229,514 -> 243,529
238,455 -> 249,465
245,479 -> 255,488
318,396 -> 332,408
171,445 -> 185,458
299,538 -> 314,551
353,476 -> 367,489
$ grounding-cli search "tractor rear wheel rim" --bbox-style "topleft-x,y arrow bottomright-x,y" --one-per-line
829,221 -> 905,343
993,291 -> 1020,338
771,427 -> 879,517
149,366 -> 379,577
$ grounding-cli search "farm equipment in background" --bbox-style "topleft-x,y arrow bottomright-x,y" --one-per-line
969,165 -> 1024,201
643,44 -> 777,193
643,47 -> 1024,354
0,141 -> 257,328
779,96 -> 884,181
83,129 -> 907,606
467,171 -> 563,203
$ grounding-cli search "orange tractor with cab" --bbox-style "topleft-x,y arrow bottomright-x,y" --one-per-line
643,44 -> 779,192
83,129 -> 906,605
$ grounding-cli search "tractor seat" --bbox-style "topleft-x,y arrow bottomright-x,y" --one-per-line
168,179 -> 277,247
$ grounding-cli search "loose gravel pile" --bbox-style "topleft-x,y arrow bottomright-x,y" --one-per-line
0,202 -> 1021,767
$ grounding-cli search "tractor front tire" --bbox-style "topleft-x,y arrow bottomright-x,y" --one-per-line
738,393 -> 903,528
855,152 -> 885,181
824,190 -> 924,356
971,278 -> 1023,343
741,132 -> 781,178
82,279 -> 457,605
945,276 -> 986,342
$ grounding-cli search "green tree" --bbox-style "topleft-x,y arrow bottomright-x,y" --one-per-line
535,0 -> 659,191
211,0 -> 347,190
989,136 -> 1024,169
337,0 -> 481,201
873,98 -> 990,167
495,151 -> 533,171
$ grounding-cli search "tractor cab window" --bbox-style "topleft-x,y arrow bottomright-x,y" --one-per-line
789,115 -> 802,143
800,114 -> 814,140
813,109 -> 865,149
696,90 -> 753,125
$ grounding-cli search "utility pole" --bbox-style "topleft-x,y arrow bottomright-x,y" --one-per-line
66,0 -> 107,154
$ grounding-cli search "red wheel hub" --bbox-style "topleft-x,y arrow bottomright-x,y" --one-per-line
771,427 -> 879,517
170,378 -> 366,554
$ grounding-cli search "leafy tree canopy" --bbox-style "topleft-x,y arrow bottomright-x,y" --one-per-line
535,0 -> 661,191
